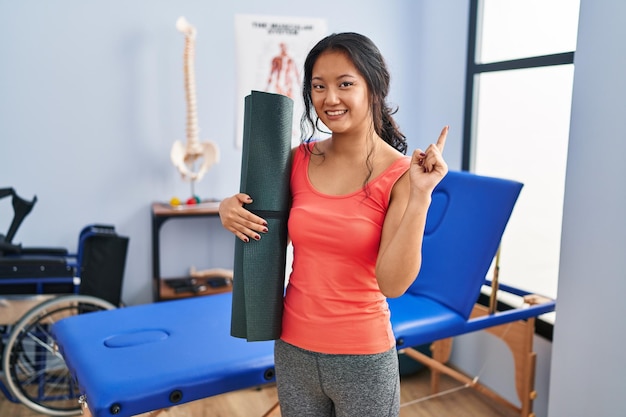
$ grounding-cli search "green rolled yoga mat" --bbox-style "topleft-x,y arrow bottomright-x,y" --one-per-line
231,90 -> 293,341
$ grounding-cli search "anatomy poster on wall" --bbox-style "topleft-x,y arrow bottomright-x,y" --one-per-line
234,14 -> 328,148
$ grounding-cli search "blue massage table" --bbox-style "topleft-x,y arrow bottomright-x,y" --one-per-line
53,292 -> 275,417
52,171 -> 556,417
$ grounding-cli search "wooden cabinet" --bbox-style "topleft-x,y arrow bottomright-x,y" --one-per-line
151,201 -> 232,301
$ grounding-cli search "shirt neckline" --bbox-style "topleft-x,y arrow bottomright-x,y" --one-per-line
302,146 -> 409,198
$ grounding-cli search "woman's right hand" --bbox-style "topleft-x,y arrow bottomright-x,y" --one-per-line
218,193 -> 268,242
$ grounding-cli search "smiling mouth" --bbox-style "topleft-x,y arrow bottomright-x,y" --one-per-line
326,110 -> 348,116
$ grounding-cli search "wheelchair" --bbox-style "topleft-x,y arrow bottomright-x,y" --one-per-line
0,187 -> 129,416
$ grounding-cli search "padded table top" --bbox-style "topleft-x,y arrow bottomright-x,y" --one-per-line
52,293 -> 275,417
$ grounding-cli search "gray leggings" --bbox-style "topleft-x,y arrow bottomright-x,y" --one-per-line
274,339 -> 400,417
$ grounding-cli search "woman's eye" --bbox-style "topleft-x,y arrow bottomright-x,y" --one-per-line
312,84 -> 324,90
340,81 -> 353,88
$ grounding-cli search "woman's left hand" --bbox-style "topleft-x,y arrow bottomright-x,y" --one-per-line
410,125 -> 449,194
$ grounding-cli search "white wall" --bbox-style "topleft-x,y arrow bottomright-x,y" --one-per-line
548,0 -> 626,415
0,0 -> 467,305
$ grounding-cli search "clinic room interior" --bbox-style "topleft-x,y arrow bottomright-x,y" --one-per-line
1,1 -> 624,417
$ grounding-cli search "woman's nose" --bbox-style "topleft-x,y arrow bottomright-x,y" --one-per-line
325,87 -> 340,104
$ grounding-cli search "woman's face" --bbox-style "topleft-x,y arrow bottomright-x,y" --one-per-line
310,50 -> 371,136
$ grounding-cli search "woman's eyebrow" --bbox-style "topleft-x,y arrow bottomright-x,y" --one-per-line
312,74 -> 357,81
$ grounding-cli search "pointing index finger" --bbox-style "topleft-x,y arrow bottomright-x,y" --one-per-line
436,125 -> 449,153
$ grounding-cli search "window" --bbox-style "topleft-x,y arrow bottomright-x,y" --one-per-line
463,0 -> 580,310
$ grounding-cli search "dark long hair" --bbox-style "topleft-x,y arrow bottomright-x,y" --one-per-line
300,32 -> 407,155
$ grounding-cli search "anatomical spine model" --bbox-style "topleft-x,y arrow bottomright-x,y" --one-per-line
170,16 -> 219,184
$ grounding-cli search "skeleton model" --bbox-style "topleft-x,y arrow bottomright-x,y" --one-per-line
170,16 -> 219,186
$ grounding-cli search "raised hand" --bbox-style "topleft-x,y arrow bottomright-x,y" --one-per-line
410,126 -> 449,194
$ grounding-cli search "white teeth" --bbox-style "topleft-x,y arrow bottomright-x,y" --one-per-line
327,110 -> 347,116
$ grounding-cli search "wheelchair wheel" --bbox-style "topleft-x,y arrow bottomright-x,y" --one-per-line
2,295 -> 116,416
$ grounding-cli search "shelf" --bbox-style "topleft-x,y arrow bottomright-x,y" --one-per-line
151,200 -> 221,217
159,277 -> 232,301
151,201 -> 224,302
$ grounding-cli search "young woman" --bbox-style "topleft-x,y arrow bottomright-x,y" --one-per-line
219,32 -> 448,417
